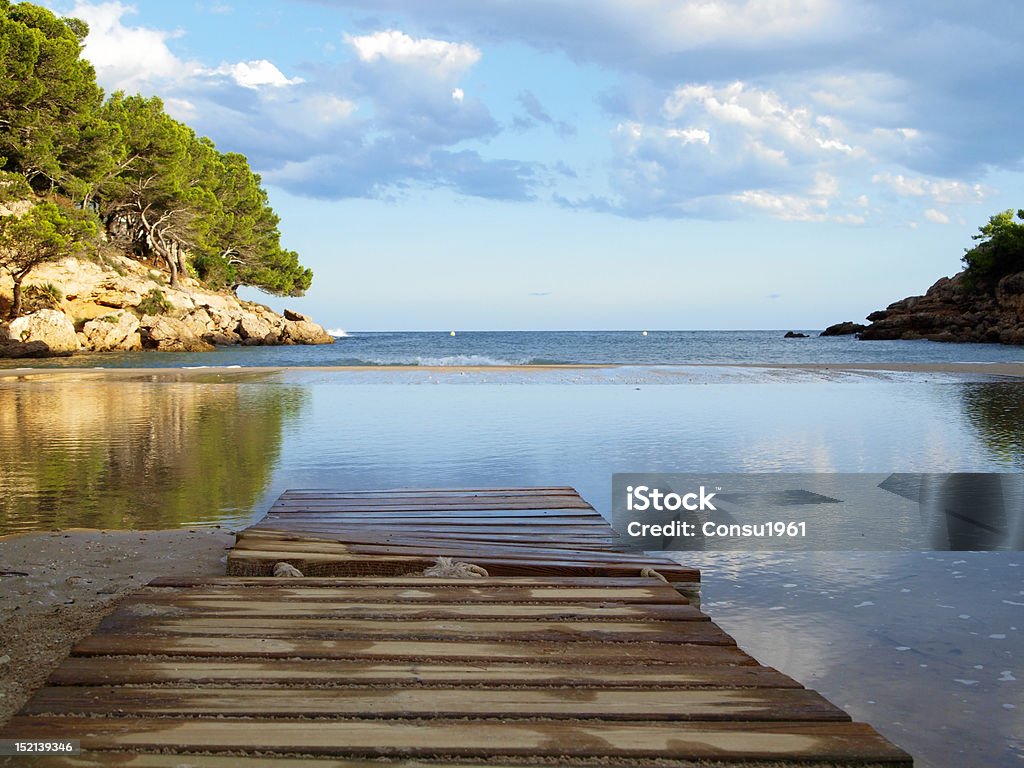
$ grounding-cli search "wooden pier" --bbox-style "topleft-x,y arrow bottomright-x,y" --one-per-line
0,487 -> 912,766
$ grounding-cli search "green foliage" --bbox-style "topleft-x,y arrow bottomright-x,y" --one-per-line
137,287 -> 172,316
0,1 -> 314,297
962,209 -> 1024,292
0,169 -> 30,202
21,280 -> 61,310
0,200 -> 97,316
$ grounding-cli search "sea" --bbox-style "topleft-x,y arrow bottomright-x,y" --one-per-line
1,330 -> 1022,766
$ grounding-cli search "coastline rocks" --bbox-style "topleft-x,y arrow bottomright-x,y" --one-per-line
0,254 -> 334,357
857,270 -> 1024,344
139,315 -> 215,352
80,311 -> 142,352
783,331 -> 809,338
238,313 -> 277,345
281,319 -> 334,345
820,321 -> 867,337
7,309 -> 79,354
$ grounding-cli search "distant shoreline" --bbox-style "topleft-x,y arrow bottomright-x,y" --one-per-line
2,362 -> 1024,378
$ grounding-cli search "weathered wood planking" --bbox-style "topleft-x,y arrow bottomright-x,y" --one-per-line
227,549 -> 699,580
70,633 -> 757,664
231,487 -> 697,581
48,657 -> 803,688
115,596 -> 707,621
23,686 -> 849,721
0,717 -> 912,763
94,616 -> 735,645
0,489 -> 912,767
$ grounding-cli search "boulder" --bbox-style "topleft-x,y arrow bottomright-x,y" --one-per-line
820,321 -> 867,337
93,277 -> 144,308
238,313 -> 276,344
139,315 -> 215,352
80,311 -> 142,352
281,319 -> 334,345
180,308 -> 215,338
283,308 -> 313,322
7,309 -> 79,354
783,331 -> 809,338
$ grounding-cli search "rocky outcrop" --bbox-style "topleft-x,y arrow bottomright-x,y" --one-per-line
6,309 -> 79,354
139,315 -> 216,352
783,331 -> 809,338
281,319 -> 334,345
820,321 -> 867,337
0,252 -> 334,358
79,311 -> 142,352
857,270 -> 1024,345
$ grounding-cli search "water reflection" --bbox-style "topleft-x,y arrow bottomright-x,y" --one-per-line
0,375 -> 307,533
961,383 -> 1024,469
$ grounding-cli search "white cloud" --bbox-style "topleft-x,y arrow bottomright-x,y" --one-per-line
73,1 -> 186,92
924,208 -> 950,224
732,172 -> 844,222
870,172 -> 989,204
346,29 -> 481,78
664,127 -> 710,144
451,88 -> 465,103
209,60 -> 304,89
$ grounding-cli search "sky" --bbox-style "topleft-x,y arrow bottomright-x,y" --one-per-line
45,0 -> 1024,330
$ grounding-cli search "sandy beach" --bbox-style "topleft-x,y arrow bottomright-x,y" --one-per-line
0,528 -> 234,726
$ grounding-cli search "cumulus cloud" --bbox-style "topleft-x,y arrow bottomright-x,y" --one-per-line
870,172 -> 989,205
208,60 -> 305,90
345,29 -> 480,78
72,1 -> 188,92
924,208 -> 950,225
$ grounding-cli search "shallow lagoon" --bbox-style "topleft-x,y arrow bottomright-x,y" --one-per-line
1,366 -> 1021,766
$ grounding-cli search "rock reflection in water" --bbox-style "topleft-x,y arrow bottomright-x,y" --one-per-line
0,375 -> 307,533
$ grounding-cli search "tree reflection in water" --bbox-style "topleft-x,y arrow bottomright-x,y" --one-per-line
0,373 -> 307,533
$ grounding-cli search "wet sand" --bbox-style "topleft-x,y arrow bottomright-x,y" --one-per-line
0,528 -> 234,726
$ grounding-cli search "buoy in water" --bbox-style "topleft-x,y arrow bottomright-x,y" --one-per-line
642,330 -> 648,336
450,331 -> 456,337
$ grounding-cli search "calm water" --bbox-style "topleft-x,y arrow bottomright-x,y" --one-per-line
1,329 -> 1023,368
1,366 -> 1022,766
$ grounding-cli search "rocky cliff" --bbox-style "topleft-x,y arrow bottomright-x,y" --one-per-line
856,268 -> 1024,344
0,251 -> 333,358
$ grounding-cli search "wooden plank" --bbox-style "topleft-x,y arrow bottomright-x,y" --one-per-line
94,615 -> 735,645
225,550 -> 699,581
23,686 -> 849,722
281,487 -> 578,496
251,523 -> 619,537
243,528 -> 621,545
0,717 -> 915,763
71,635 -> 756,665
268,499 -> 595,511
140,584 -> 693,602
232,536 -> 685,566
47,657 -> 801,688
256,514 -> 610,526
116,597 -> 706,621
145,576 -> 694,590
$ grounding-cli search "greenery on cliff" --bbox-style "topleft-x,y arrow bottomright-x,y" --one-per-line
962,208 -> 1024,292
0,0 -> 311,314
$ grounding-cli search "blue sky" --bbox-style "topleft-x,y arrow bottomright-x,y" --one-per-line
48,0 -> 1024,330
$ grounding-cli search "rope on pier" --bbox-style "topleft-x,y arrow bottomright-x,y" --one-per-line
640,567 -> 668,583
415,556 -> 489,578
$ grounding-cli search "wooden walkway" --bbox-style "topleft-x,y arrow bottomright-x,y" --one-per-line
0,488 -> 912,766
